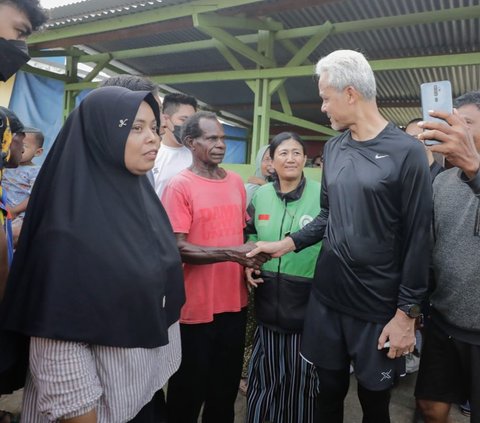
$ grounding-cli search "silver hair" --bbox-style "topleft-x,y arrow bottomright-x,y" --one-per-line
315,50 -> 377,101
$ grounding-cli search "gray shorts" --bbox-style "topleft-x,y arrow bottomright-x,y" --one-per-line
301,295 -> 404,391
22,322 -> 181,422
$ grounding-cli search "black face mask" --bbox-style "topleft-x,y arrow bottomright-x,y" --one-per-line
0,38 -> 31,82
172,125 -> 182,144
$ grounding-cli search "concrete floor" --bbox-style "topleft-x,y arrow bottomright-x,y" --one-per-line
233,373 -> 468,423
0,389 -> 22,420
0,373 -> 468,422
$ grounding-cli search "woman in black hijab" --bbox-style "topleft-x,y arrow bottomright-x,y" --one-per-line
0,87 -> 185,423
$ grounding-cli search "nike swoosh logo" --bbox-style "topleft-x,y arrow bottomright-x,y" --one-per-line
375,154 -> 389,159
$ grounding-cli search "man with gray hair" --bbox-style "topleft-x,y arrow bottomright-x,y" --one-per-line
247,49 -> 432,422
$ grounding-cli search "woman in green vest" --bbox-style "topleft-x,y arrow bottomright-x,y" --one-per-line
245,132 -> 322,423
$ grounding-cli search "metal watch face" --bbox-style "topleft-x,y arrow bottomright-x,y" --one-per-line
407,304 -> 422,318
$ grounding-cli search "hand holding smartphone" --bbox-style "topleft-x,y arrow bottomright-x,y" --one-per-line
420,80 -> 453,146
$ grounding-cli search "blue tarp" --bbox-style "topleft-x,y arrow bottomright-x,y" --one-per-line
9,71 -> 65,164
223,124 -> 248,164
9,71 -> 248,164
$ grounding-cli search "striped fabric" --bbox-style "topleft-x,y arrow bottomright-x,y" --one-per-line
246,326 -> 320,423
21,321 -> 181,423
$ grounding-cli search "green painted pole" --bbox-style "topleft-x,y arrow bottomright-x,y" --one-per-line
194,22 -> 275,68
277,85 -> 292,116
249,28 -> 275,164
269,22 -> 333,95
82,57 -> 111,82
269,110 -> 338,136
21,64 -> 68,81
65,52 -> 480,87
215,43 -> 256,92
62,56 -> 78,121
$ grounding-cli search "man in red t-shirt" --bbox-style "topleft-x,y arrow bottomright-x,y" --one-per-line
162,111 -> 267,423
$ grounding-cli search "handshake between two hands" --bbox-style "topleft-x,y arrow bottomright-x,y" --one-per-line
241,238 -> 297,288
237,241 -> 271,270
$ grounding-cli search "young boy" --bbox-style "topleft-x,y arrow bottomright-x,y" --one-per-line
2,127 -> 43,245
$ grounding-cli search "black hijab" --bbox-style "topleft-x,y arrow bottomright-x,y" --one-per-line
0,86 -> 185,348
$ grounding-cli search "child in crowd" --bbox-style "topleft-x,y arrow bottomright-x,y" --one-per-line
0,107 -> 31,267
2,129 -> 43,245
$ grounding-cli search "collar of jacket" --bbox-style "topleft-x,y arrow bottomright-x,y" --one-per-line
272,174 -> 306,203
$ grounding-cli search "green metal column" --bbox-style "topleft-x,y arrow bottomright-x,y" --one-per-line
63,55 -> 78,121
250,29 -> 274,163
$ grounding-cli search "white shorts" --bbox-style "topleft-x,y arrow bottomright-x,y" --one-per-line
21,321 -> 181,422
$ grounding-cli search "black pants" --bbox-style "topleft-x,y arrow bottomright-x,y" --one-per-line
167,309 -> 247,423
129,389 -> 167,423
315,367 -> 391,423
415,321 -> 480,422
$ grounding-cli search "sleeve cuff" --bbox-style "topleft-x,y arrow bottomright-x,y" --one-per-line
460,169 -> 480,195
288,232 -> 302,253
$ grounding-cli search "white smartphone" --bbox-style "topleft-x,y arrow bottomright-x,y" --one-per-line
420,80 -> 453,146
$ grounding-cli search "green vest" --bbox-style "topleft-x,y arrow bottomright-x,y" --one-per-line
249,178 -> 322,279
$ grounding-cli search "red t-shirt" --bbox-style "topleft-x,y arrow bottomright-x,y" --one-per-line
162,169 -> 248,324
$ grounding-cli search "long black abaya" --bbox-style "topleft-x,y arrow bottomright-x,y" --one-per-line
0,87 -> 185,349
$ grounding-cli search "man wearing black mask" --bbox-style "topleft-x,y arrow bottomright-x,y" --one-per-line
0,0 -> 47,296
152,93 -> 198,199
0,0 -> 48,82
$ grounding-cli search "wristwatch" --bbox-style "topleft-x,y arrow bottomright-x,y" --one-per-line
398,304 -> 422,319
